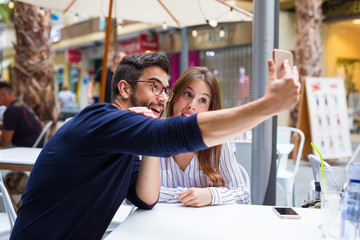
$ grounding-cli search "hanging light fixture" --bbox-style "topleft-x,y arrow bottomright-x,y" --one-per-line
162,22 -> 168,30
40,7 -> 46,16
73,13 -> 79,22
191,29 -> 198,37
116,18 -> 123,31
229,7 -> 233,17
206,19 -> 218,28
8,0 -> 14,9
219,27 -> 225,38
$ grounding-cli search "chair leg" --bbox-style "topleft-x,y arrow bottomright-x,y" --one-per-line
292,184 -> 295,207
282,180 -> 295,207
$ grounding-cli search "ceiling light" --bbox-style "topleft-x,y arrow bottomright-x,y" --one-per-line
192,29 -> 198,37
162,22 -> 168,30
219,27 -> 225,38
206,19 -> 218,28
229,7 -> 233,17
40,7 -> 46,16
8,0 -> 14,9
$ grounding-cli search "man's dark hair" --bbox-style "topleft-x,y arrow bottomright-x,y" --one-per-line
111,52 -> 170,102
0,81 -> 13,94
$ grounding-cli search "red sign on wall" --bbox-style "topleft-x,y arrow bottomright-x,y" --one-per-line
65,49 -> 82,64
118,34 -> 159,54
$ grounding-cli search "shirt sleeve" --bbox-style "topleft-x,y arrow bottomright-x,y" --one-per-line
208,142 -> 250,205
158,186 -> 188,203
3,107 -> 20,131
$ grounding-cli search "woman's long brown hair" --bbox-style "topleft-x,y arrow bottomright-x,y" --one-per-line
167,66 -> 225,187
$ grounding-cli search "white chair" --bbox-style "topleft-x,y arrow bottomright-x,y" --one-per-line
0,181 -> 16,231
231,140 -> 252,182
276,126 -> 305,207
64,117 -> 73,123
105,200 -> 137,234
32,120 -> 53,148
0,172 -> 16,237
308,154 -> 331,201
238,163 -> 250,194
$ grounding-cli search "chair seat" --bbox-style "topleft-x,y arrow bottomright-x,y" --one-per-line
277,170 -> 295,179
106,202 -> 137,233
0,212 -> 11,238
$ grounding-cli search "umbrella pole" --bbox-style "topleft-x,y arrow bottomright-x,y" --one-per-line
99,0 -> 114,103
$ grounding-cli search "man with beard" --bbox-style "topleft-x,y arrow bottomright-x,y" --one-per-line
11,52 -> 300,239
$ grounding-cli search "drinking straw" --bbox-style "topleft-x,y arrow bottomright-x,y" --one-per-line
311,142 -> 327,195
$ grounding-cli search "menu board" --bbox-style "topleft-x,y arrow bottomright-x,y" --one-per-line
305,77 -> 352,159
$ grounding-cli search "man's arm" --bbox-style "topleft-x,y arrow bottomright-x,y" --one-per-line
135,156 -> 160,205
198,59 -> 300,147
0,130 -> 14,147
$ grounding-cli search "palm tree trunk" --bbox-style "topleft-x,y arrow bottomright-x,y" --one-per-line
13,2 -> 57,123
293,0 -> 323,127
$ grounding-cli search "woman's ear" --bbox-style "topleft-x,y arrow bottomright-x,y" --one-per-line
117,80 -> 131,100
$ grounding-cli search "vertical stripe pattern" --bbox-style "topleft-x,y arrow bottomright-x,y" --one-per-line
158,142 -> 250,205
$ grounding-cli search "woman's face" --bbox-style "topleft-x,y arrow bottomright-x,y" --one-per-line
173,80 -> 212,116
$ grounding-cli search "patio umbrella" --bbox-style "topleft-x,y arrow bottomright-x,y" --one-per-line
19,0 -> 253,102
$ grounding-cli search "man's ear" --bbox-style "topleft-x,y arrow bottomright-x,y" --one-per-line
118,80 -> 132,100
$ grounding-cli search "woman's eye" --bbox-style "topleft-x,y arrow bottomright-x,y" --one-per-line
184,92 -> 192,98
200,98 -> 208,104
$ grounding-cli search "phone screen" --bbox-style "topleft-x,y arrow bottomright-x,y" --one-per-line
273,207 -> 301,219
274,207 -> 298,215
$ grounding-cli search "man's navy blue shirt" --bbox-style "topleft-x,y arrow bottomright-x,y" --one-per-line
11,103 -> 206,239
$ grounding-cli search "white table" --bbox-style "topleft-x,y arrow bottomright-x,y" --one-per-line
105,203 -> 323,240
0,147 -> 41,171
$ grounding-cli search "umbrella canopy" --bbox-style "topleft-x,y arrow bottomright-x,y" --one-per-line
19,0 -> 253,27
18,0 -> 253,103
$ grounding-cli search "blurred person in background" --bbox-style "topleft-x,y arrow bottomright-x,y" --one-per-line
58,85 -> 76,110
0,81 -> 43,148
87,51 -> 127,103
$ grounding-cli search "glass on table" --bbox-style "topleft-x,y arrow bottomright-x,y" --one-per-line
318,166 -> 346,239
320,191 -> 342,239
319,166 -> 346,193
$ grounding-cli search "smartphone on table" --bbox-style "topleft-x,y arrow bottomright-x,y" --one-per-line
272,49 -> 294,79
272,207 -> 301,219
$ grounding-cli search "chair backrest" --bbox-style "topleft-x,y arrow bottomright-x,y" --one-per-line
0,180 -> 16,230
32,120 -> 53,148
230,140 -> 252,181
276,126 -> 305,176
308,154 -> 331,182
238,163 -> 250,193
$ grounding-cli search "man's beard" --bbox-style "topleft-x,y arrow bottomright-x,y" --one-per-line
130,92 -> 164,117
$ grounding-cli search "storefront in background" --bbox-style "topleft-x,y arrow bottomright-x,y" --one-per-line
322,0 -> 360,133
159,22 -> 253,109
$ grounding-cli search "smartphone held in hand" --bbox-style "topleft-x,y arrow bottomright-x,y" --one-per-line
272,49 -> 294,79
272,207 -> 301,219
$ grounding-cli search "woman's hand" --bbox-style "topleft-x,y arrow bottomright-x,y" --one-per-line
129,107 -> 157,119
178,187 -> 212,207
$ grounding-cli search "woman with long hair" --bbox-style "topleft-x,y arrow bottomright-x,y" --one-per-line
158,66 -> 250,207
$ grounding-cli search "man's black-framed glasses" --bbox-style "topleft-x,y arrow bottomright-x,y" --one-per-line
127,79 -> 174,101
